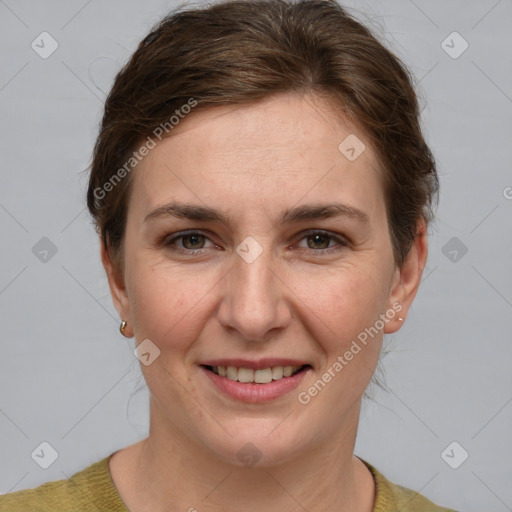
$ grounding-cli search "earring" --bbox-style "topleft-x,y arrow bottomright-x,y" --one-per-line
119,320 -> 128,337
398,317 -> 404,321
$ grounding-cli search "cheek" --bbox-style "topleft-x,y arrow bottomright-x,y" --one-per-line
289,261 -> 387,342
289,264 -> 386,422
126,257 -> 212,349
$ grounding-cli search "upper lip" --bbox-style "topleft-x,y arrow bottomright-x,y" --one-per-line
200,358 -> 311,370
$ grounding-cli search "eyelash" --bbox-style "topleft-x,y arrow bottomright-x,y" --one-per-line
164,229 -> 349,255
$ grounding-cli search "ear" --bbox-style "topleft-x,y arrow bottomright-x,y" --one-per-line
384,218 -> 428,334
100,238 -> 133,338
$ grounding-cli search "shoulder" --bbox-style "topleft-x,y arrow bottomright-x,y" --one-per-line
0,476 -> 71,512
0,454 -> 127,512
359,458 -> 460,512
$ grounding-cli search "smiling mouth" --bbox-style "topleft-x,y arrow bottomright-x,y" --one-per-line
202,364 -> 310,384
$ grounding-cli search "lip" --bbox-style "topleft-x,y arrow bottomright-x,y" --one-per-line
199,358 -> 310,370
200,365 -> 311,403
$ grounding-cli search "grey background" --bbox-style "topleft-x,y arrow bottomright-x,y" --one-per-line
0,0 -> 511,510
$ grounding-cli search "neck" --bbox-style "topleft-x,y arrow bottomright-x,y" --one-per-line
116,398 -> 375,512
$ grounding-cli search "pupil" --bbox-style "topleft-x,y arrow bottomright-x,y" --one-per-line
309,234 -> 328,249
185,235 -> 203,249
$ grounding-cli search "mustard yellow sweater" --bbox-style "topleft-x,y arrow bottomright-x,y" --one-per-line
0,454 -> 458,511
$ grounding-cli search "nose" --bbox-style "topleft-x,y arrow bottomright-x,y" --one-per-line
217,245 -> 291,342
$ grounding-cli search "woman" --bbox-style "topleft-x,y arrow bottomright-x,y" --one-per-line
0,0 -> 459,510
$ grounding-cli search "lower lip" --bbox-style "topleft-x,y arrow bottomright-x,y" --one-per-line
200,366 -> 311,403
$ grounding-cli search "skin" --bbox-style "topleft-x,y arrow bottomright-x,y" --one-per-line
102,92 -> 428,512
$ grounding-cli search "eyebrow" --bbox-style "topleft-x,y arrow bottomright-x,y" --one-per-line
144,201 -> 370,227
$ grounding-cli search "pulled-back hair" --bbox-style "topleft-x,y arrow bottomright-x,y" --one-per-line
87,0 -> 438,272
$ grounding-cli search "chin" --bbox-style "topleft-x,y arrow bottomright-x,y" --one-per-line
198,423 -> 311,469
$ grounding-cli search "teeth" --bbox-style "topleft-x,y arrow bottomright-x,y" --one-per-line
212,365 -> 304,383
226,366 -> 238,381
254,368 -> 273,384
272,366 -> 284,380
237,367 -> 254,383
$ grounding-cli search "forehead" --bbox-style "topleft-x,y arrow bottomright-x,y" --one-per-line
129,93 -> 385,220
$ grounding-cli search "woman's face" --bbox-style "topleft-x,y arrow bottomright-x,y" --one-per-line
104,92 -> 425,466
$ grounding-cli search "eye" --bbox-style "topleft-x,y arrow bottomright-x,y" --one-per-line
163,229 -> 349,256
165,231 -> 216,253
295,230 -> 349,254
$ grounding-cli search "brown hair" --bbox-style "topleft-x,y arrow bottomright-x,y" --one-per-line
87,0 -> 438,273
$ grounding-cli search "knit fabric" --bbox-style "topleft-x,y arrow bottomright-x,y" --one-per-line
0,453 -> 458,511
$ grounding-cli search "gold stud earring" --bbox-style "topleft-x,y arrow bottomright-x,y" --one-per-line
119,320 -> 128,336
